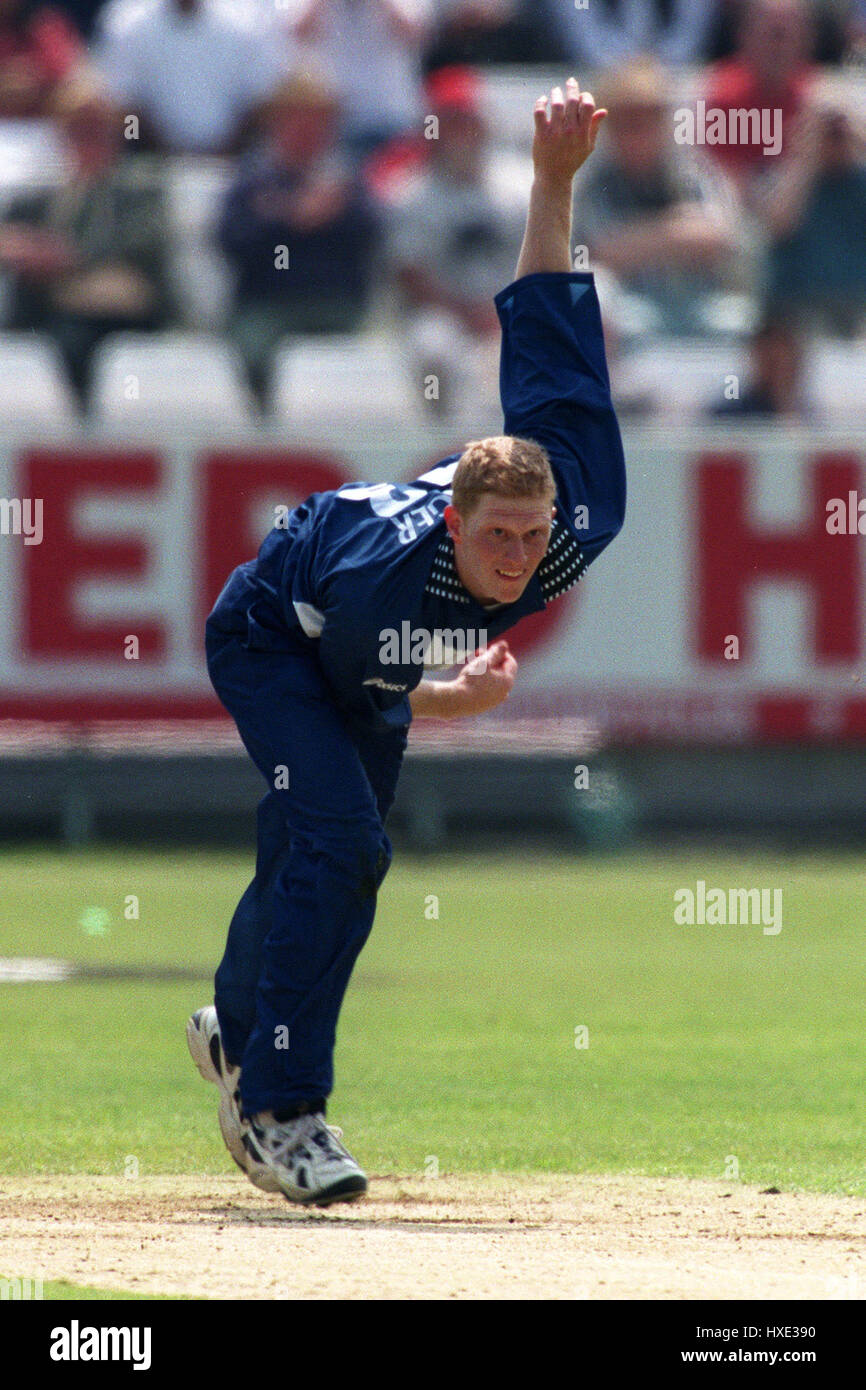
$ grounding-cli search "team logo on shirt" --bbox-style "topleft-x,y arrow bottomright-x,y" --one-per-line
339,481 -> 451,544
363,677 -> 409,692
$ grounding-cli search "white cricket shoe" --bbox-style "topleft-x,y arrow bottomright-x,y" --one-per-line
243,1110 -> 368,1207
185,1005 -> 280,1194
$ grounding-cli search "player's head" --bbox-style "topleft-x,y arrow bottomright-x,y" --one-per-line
52,75 -> 122,176
740,0 -> 811,82
444,436 -> 556,606
264,69 -> 341,168
599,58 -> 668,176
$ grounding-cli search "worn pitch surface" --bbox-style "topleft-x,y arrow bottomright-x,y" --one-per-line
2,1173 -> 864,1300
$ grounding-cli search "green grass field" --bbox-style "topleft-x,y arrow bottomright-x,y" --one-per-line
38,1280 -> 184,1301
1,847 -> 864,1194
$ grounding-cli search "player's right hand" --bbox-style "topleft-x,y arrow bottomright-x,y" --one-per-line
450,640 -> 518,717
532,76 -> 606,186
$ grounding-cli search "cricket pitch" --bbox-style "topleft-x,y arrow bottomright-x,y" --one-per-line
2,1173 -> 864,1300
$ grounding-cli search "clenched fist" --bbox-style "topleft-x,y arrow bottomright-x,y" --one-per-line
450,640 -> 518,717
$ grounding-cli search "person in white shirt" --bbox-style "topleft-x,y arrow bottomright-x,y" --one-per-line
94,0 -> 284,154
277,0 -> 433,157
544,0 -> 719,70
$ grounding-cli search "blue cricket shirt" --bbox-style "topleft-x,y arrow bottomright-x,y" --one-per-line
207,271 -> 627,731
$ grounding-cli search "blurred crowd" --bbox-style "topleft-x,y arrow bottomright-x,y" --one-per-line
0,0 -> 863,422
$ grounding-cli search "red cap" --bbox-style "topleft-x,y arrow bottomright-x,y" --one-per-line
425,65 -> 483,115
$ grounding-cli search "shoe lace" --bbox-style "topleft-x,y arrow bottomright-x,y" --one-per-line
266,1114 -> 349,1167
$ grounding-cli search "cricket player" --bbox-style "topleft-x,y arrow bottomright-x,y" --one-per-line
188,78 -> 625,1206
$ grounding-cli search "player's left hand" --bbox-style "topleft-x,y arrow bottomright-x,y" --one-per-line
532,76 -> 606,187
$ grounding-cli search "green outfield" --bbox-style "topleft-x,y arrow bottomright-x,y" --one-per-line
1,847 -> 863,1194
37,1281 -> 184,1301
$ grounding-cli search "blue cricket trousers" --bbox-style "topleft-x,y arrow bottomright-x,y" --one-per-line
205,623 -> 406,1117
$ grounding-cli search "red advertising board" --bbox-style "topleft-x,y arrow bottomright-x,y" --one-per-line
2,427 -> 864,742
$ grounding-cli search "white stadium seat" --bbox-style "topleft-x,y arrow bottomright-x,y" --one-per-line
0,119 -> 65,210
810,340 -> 866,422
0,333 -> 77,423
89,331 -> 256,423
270,335 -> 425,432
615,336 -> 866,422
614,341 -> 747,421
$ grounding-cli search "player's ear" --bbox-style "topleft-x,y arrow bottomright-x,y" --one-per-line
444,503 -> 462,542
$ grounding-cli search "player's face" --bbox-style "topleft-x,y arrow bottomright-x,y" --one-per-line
65,108 -> 119,175
608,104 -> 666,174
445,495 -> 554,606
271,102 -> 338,166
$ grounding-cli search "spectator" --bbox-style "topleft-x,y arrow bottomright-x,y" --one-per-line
423,1 -> 558,69
761,98 -> 866,335
388,63 -> 526,418
708,311 -> 813,420
575,57 -> 747,336
284,0 -> 432,158
0,73 -> 173,401
847,0 -> 866,60
0,0 -> 82,117
710,0 -> 852,64
703,0 -> 817,191
218,69 -> 379,401
544,0 -> 720,69
94,0 -> 282,154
